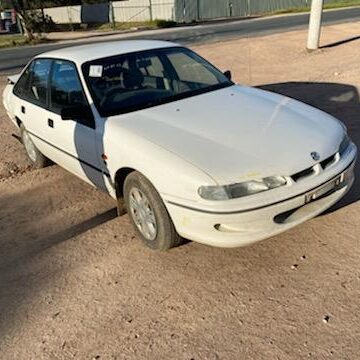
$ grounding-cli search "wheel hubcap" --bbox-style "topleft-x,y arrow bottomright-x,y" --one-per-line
23,131 -> 37,162
129,187 -> 157,241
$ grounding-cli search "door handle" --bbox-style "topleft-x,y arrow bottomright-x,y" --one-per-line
48,119 -> 54,128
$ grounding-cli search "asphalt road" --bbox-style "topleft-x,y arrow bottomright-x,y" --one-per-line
0,7 -> 359,74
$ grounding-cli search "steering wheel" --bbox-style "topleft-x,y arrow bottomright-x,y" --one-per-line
100,86 -> 127,108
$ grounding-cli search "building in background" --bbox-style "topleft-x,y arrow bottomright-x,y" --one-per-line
0,9 -> 17,33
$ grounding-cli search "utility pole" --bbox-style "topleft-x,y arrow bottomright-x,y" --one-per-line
307,0 -> 324,51
110,1 -> 116,30
149,0 -> 153,21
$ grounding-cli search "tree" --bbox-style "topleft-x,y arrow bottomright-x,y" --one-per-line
11,0 -> 39,39
11,0 -> 57,39
0,0 -> 13,9
11,0 -> 108,39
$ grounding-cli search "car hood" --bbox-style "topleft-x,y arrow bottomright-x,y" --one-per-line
108,85 -> 344,184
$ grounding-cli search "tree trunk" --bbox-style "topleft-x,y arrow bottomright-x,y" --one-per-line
16,11 -> 34,41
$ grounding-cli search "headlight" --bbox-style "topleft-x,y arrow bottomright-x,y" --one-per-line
198,176 -> 287,201
198,185 -> 229,201
339,133 -> 350,155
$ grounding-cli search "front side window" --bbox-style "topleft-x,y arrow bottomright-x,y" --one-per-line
82,47 -> 233,117
28,59 -> 52,106
50,60 -> 88,113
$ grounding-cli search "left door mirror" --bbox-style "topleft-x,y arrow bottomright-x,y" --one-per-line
61,105 -> 93,122
224,70 -> 232,81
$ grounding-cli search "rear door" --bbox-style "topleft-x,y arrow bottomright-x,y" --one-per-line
13,58 -> 52,157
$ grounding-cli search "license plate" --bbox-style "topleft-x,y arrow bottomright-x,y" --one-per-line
305,175 -> 343,203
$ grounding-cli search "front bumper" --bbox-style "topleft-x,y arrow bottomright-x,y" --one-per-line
165,160 -> 356,248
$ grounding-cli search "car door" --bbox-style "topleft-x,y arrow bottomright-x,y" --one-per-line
13,58 -> 52,157
44,59 -> 108,192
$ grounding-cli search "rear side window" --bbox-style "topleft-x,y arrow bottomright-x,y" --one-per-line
28,59 -> 52,106
49,60 -> 88,113
13,62 -> 33,98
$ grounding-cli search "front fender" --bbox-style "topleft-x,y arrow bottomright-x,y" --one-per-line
104,127 -> 217,203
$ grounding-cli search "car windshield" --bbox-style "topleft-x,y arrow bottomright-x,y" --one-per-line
82,47 -> 233,117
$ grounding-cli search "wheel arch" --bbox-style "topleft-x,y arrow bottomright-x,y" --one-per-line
114,167 -> 136,215
114,167 -> 137,199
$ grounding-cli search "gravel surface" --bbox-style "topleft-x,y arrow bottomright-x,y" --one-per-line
0,23 -> 360,360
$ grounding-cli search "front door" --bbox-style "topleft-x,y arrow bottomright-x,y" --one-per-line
45,59 -> 109,192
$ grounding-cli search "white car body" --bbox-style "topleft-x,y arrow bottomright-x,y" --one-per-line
2,40 -> 357,248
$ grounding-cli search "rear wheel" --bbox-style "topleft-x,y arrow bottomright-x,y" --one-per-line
124,172 -> 183,250
20,124 -> 49,169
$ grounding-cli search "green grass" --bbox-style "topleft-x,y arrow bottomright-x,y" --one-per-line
0,34 -> 30,49
96,19 -> 176,32
273,0 -> 360,15
324,0 -> 360,8
0,33 -> 53,49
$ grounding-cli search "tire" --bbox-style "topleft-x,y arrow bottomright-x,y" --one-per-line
20,124 -> 49,169
124,171 -> 183,250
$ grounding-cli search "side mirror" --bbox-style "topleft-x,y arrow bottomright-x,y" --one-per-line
61,105 -> 93,122
224,70 -> 232,81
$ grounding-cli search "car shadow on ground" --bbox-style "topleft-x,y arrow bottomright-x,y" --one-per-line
258,82 -> 360,213
0,183 -> 117,271
0,180 -> 118,338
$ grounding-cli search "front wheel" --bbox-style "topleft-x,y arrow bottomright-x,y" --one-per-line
124,172 -> 183,250
20,124 -> 50,169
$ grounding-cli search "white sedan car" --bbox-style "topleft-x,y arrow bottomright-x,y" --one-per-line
2,40 -> 357,250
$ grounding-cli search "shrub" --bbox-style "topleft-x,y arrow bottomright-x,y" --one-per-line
154,19 -> 177,28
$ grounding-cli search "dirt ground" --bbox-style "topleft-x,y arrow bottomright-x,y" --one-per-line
1,23 -> 360,360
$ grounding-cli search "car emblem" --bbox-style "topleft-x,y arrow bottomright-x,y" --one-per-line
311,152 -> 320,161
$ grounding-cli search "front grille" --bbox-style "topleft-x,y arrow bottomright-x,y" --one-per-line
320,154 -> 336,170
291,152 -> 338,183
291,167 -> 315,182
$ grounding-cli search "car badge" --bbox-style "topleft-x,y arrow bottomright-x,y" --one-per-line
311,152 -> 320,161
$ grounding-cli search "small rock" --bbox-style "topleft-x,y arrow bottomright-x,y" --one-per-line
334,72 -> 340,76
323,315 -> 331,323
300,255 -> 307,260
52,311 -> 60,319
291,264 -> 299,269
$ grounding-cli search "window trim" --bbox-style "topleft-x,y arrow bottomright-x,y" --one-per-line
82,46 -> 234,118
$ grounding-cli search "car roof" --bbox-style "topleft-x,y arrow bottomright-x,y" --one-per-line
36,40 -> 180,65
